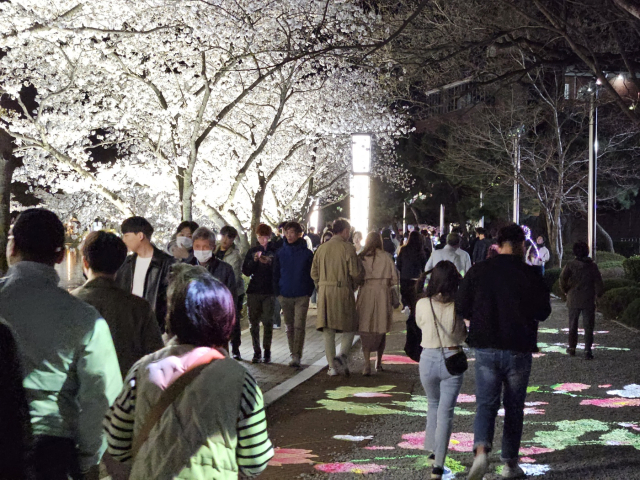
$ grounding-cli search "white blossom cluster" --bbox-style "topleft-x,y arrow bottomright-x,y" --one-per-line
1,0 -> 410,242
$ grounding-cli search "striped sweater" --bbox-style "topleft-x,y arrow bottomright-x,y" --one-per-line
104,364 -> 273,477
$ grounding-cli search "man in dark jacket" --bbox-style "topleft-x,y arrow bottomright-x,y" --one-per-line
116,216 -> 176,332
242,224 -> 277,364
381,228 -> 396,257
559,241 -> 604,359
457,224 -> 551,480
472,227 -> 493,264
308,227 -> 321,250
73,231 -> 164,378
273,222 -> 315,368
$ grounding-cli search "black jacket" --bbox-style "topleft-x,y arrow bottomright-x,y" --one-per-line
472,238 -> 493,264
383,238 -> 396,257
456,254 -> 551,352
188,256 -> 237,304
242,243 -> 277,295
116,246 -> 176,332
560,257 -> 605,310
396,247 -> 427,280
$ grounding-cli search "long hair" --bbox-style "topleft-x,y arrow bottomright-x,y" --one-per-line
359,232 -> 383,261
400,231 -> 423,254
423,261 -> 461,303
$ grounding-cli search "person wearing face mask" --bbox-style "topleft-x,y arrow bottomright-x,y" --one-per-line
242,224 -> 277,364
166,221 -> 199,263
188,227 -> 237,322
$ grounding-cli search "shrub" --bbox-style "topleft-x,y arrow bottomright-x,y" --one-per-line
552,279 -> 566,300
623,256 -> 640,283
600,266 -> 626,280
544,267 -> 562,291
598,287 -> 640,319
619,299 -> 640,329
595,251 -> 626,265
603,278 -> 637,292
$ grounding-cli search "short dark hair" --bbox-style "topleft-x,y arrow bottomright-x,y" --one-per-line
573,241 -> 589,258
381,228 -> 392,239
284,221 -> 303,235
447,232 -> 461,247
309,227 -> 316,233
425,260 -> 461,303
121,216 -> 154,240
166,264 -> 236,347
255,224 -> 272,237
497,224 -> 525,247
176,221 -> 199,235
81,231 -> 128,275
475,227 -> 486,235
219,225 -> 238,239
277,221 -> 287,231
332,218 -> 351,235
12,208 -> 65,265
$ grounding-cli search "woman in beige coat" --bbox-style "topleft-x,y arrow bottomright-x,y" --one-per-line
356,232 -> 399,375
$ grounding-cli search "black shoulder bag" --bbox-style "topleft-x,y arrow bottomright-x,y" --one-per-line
430,298 -> 468,376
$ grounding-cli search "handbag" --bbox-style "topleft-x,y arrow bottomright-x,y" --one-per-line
404,311 -> 422,362
429,298 -> 468,376
390,283 -> 401,309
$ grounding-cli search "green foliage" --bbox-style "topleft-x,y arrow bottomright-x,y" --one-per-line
598,287 -> 640,319
603,278 -> 637,292
619,299 -> 640,329
552,279 -> 566,300
600,266 -> 626,280
596,251 -> 626,264
623,256 -> 640,282
544,267 -> 562,290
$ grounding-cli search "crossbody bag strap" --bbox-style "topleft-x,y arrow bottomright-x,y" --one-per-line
429,298 -> 448,364
131,362 -> 211,459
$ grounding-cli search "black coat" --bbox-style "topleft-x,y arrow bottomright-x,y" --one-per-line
242,243 -> 277,295
560,257 -> 604,309
456,254 -> 551,352
116,246 -> 176,331
472,238 -> 493,264
189,256 -> 237,304
383,238 -> 396,257
396,247 -> 427,280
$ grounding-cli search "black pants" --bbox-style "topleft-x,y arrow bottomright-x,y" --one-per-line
568,306 -> 595,351
400,279 -> 417,311
33,435 -> 82,480
231,294 -> 245,354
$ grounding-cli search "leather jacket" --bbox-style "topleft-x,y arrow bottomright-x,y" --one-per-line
116,246 -> 176,331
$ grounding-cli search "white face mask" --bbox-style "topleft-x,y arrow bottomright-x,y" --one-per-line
194,249 -> 213,264
177,236 -> 193,249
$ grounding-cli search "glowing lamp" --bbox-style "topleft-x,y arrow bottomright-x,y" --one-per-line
350,134 -> 371,235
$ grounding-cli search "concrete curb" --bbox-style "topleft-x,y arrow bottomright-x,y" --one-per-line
612,319 -> 640,333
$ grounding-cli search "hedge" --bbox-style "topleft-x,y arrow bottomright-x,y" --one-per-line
595,251 -> 626,264
603,278 -> 637,293
598,287 -> 640,319
619,299 -> 640,329
623,256 -> 640,283
544,268 -> 562,291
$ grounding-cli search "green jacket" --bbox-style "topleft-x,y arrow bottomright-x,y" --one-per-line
0,261 -> 122,471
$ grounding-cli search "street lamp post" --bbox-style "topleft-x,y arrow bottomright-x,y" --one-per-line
588,85 -> 598,260
513,128 -> 522,224
480,190 -> 485,228
350,134 -> 372,235
439,204 -> 445,235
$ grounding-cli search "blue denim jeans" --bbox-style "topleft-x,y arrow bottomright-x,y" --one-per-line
473,348 -> 532,461
419,348 -> 464,468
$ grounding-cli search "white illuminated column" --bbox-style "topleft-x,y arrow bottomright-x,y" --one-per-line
350,134 -> 371,235
309,200 -> 319,233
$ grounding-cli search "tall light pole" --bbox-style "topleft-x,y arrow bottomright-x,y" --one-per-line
479,190 -> 485,228
350,134 -> 371,235
512,127 -> 522,224
588,84 -> 598,259
439,204 -> 445,235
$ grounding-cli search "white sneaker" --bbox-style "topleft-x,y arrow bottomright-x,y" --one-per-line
289,355 -> 301,368
467,452 -> 488,480
501,464 -> 525,479
401,306 -> 410,314
327,367 -> 338,376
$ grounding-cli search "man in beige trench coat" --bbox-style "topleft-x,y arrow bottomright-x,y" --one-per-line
311,218 -> 364,376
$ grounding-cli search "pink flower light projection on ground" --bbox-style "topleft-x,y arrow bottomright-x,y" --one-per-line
457,394 -> 476,403
525,402 -> 549,406
552,383 -> 591,392
532,353 -> 546,358
599,385 -> 612,388
498,407 -> 545,416
315,462 -> 387,474
379,355 -> 418,365
397,431 -> 424,449
352,392 -> 393,398
268,448 -> 318,466
580,398 -> 640,408
364,446 -> 395,450
521,457 -> 536,463
519,447 -> 555,455
448,432 -> 475,452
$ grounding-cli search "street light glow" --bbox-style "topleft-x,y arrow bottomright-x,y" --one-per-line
351,134 -> 372,235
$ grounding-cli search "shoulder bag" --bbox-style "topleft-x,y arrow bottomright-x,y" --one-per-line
429,298 -> 468,376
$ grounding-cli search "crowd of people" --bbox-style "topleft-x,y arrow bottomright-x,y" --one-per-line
0,207 -> 606,480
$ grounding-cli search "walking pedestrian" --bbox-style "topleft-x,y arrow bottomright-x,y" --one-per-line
397,231 -> 428,314
215,225 -> 246,359
311,218 -> 364,376
321,230 -> 334,244
165,220 -> 199,262
0,319 -> 31,480
353,231 -> 364,254
104,264 -> 274,479
471,228 -> 492,265
381,229 -> 396,257
425,232 -> 472,277
242,224 -> 277,364
356,232 -> 399,376
559,241 -> 604,360
273,222 -> 315,368
308,227 -> 321,250
73,231 -> 164,378
116,216 -> 176,331
458,224 -> 551,480
271,222 -> 287,329
526,235 -> 551,275
416,261 -> 467,480
1,209 -> 122,480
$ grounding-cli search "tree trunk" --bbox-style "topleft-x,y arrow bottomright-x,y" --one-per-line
596,220 -> 614,253
249,178 -> 267,247
545,204 -> 564,267
0,129 -> 19,274
181,167 -> 193,221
